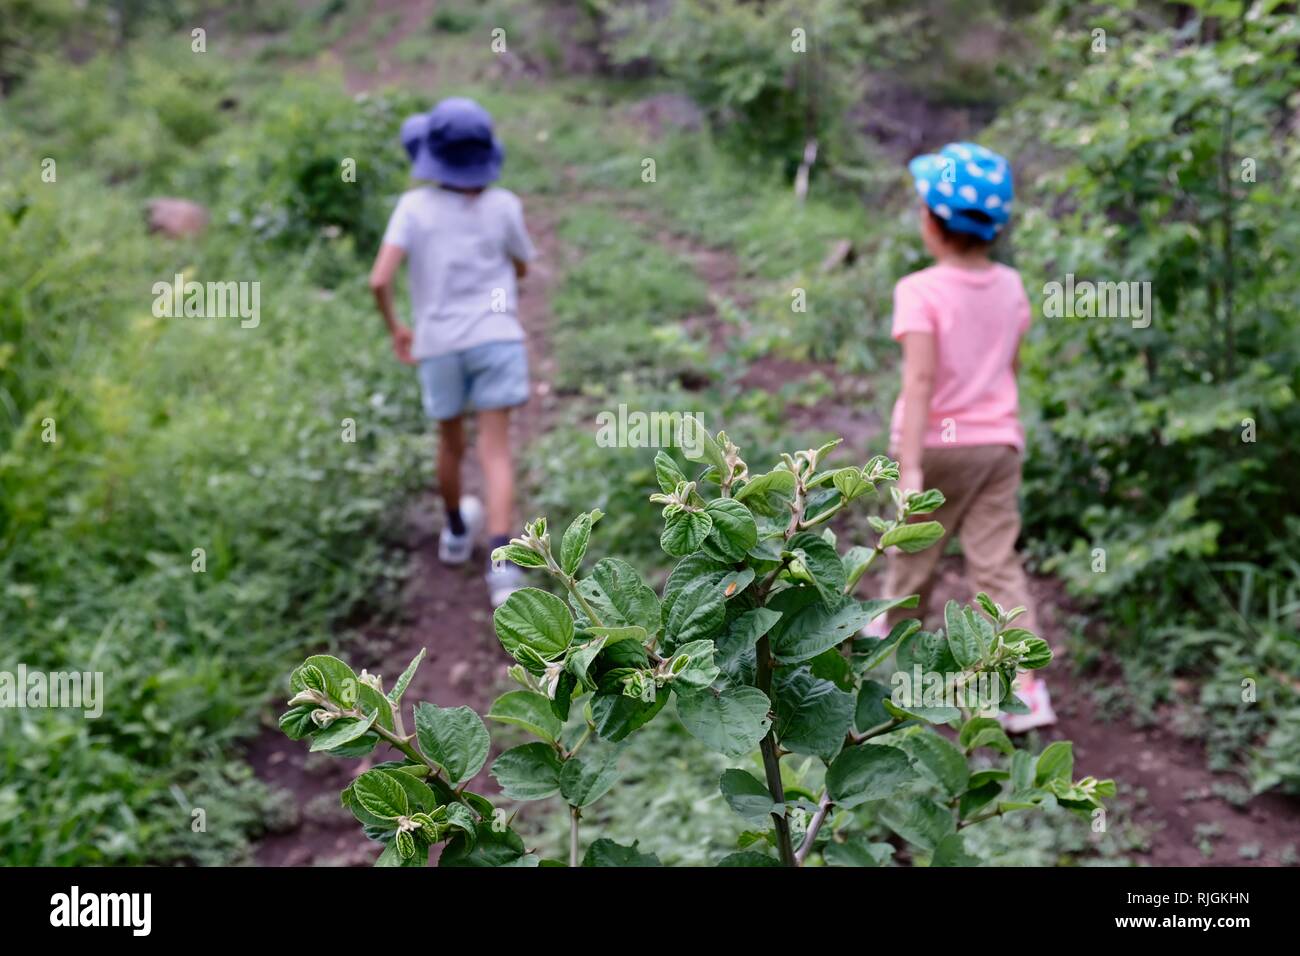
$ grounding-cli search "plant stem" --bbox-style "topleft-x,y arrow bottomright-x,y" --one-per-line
959,806 -> 1006,830
847,717 -> 903,745
756,633 -> 796,866
569,805 -> 581,867
795,791 -> 834,865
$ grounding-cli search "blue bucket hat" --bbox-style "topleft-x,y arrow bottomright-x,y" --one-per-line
908,142 -> 1014,241
401,97 -> 504,188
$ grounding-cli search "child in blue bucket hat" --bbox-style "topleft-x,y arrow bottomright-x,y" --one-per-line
874,142 -> 1056,732
370,97 -> 535,608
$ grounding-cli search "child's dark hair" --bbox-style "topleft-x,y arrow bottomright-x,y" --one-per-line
928,209 -> 996,252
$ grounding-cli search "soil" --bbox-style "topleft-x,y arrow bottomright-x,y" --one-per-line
248,6 -> 1300,868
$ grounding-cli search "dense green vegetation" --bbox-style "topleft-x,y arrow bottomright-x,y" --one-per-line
1,0 -> 1295,866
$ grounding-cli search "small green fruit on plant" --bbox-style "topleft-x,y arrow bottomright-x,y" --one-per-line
279,422 -> 1114,866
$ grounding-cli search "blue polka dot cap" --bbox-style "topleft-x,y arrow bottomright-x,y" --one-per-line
908,142 -> 1014,242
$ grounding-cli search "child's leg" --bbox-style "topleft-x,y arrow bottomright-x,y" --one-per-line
437,416 -> 467,526
463,341 -> 529,541
958,446 -> 1037,635
475,408 -> 515,539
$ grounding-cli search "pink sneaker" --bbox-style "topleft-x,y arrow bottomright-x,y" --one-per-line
1000,676 -> 1057,734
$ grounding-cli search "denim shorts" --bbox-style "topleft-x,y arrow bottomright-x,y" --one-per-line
417,340 -> 530,421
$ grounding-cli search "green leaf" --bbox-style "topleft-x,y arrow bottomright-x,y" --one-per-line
494,588 -> 575,662
944,601 -> 983,670
1004,629 -> 1052,669
440,823 -> 527,868
904,489 -> 946,516
771,596 -> 876,665
560,510 -> 601,576
357,683 -> 395,734
414,703 -> 490,785
883,696 -> 961,726
583,838 -> 661,867
773,666 -> 854,762
896,627 -> 959,675
976,592 -> 1000,619
295,654 -> 360,708
733,468 -> 796,517
878,796 -> 955,852
559,745 -> 622,807
654,450 -> 687,493
959,781 -> 1003,818
826,744 -> 917,807
678,415 -> 727,476
387,648 -> 425,704
853,618 -> 919,672
668,639 -> 721,691
575,558 -> 661,634
491,743 -> 563,800
823,837 -> 895,867
716,850 -> 782,867
785,532 -> 846,607
1011,749 -> 1035,791
1034,741 -> 1074,787
585,625 -> 648,645
566,636 -> 608,686
443,803 -> 477,842
841,545 -> 876,592
959,717 -> 1014,755
675,685 -> 771,757
308,711 -> 378,752
278,705 -> 316,740
663,577 -> 726,654
492,543 -> 547,569
719,568 -> 755,599
931,832 -> 979,867
590,686 -> 669,741
898,729 -> 970,798
376,840 -> 428,867
719,769 -> 780,825
351,768 -> 409,821
486,691 -> 564,743
854,679 -> 893,732
661,505 -> 713,557
831,467 -> 872,502
726,607 -> 783,648
700,498 -> 758,562
880,521 -> 945,553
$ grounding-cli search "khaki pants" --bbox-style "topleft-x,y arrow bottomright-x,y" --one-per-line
884,445 -> 1037,635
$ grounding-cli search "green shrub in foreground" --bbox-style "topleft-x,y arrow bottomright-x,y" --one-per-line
280,423 -> 1113,865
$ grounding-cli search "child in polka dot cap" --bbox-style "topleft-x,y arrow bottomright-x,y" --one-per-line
877,142 -> 1056,733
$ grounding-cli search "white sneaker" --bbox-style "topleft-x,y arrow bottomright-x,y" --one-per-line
438,496 -> 483,565
999,676 -> 1058,734
487,560 -> 526,608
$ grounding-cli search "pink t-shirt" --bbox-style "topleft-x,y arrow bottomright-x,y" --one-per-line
888,262 -> 1030,453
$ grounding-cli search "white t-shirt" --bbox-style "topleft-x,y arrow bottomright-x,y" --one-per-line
381,186 -> 536,360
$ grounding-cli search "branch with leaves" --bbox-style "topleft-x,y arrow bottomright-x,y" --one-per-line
278,420 -> 1113,866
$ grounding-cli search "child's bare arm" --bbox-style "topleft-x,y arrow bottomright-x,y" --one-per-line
369,243 -> 413,364
897,331 -> 937,493
513,257 -> 528,280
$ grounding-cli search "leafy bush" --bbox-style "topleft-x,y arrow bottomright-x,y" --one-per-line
278,426 -> 1111,865
602,0 -> 902,168
0,57 -> 428,864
